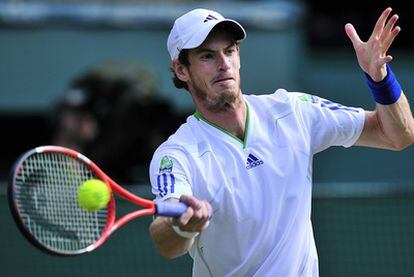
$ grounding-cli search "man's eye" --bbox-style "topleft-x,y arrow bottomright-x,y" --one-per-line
201,54 -> 213,59
227,48 -> 236,54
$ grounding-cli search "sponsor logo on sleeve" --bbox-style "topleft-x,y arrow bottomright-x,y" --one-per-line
157,156 -> 175,197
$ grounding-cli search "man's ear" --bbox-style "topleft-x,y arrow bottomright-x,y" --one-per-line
172,60 -> 189,82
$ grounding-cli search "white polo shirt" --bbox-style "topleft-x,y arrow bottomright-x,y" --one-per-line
149,89 -> 365,277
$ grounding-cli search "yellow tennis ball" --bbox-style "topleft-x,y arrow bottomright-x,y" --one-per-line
77,179 -> 111,211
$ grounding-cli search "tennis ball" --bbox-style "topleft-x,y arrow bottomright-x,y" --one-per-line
77,179 -> 110,211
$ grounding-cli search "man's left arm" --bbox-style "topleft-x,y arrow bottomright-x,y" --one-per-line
346,7 -> 414,150
357,92 -> 414,150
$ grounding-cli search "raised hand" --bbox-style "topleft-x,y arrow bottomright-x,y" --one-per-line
345,7 -> 401,82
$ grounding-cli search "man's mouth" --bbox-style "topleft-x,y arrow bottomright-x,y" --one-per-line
214,77 -> 234,84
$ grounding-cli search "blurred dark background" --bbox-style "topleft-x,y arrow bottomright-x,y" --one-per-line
1,1 -> 414,276
308,0 -> 413,50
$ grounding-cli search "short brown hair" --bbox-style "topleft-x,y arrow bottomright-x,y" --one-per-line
171,49 -> 190,91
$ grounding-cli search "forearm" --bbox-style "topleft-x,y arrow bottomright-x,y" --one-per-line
357,93 -> 414,150
376,92 -> 414,149
356,62 -> 414,150
149,216 -> 194,259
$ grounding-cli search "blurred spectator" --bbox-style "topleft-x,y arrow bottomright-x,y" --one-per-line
51,61 -> 184,184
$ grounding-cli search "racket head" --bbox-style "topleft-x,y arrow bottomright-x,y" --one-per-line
8,145 -> 115,256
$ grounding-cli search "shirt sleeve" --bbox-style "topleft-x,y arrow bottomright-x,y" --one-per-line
289,92 -> 366,154
149,146 -> 193,203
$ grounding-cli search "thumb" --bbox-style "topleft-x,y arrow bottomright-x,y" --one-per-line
345,23 -> 362,48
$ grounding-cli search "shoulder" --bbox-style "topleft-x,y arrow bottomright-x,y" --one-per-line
151,114 -> 205,164
244,89 -> 308,118
245,89 -> 360,115
244,89 -> 290,104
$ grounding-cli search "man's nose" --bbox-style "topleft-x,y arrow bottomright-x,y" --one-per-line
217,53 -> 231,71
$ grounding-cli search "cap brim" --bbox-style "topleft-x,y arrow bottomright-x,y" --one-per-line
182,19 -> 246,50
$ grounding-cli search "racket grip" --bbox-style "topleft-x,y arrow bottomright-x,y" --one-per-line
156,202 -> 188,218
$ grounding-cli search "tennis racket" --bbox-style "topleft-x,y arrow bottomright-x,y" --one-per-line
8,145 -> 187,256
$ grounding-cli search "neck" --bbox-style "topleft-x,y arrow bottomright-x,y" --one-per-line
196,95 -> 247,141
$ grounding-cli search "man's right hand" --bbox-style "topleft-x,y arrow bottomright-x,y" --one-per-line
172,194 -> 212,234
149,195 -> 212,259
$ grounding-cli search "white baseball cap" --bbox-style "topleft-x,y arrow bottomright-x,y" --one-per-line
167,8 -> 246,60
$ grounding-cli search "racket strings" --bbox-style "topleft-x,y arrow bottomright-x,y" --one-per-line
14,152 -> 108,254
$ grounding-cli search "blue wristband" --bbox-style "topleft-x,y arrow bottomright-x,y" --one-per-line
365,64 -> 402,105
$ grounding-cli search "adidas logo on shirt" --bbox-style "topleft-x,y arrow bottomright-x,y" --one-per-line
246,153 -> 264,170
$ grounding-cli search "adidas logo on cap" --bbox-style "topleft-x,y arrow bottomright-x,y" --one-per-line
204,14 -> 218,23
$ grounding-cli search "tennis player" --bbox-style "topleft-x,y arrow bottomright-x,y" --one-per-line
149,7 -> 414,276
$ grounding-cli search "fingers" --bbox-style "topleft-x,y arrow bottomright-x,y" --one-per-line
345,7 -> 400,79
382,15 -> 401,53
180,194 -> 203,210
375,8 -> 401,59
347,8 -> 401,57
383,55 -> 393,65
373,8 -> 400,45
347,7 -> 400,46
382,27 -> 401,55
383,14 -> 398,37
371,7 -> 392,40
173,195 -> 212,233
344,23 -> 362,48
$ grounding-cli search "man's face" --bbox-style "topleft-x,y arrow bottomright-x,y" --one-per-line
180,29 -> 241,112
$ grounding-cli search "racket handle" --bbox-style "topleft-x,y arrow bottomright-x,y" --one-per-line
156,202 -> 188,218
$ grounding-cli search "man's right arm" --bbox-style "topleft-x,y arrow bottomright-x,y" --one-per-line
149,215 -> 195,259
149,195 -> 211,259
